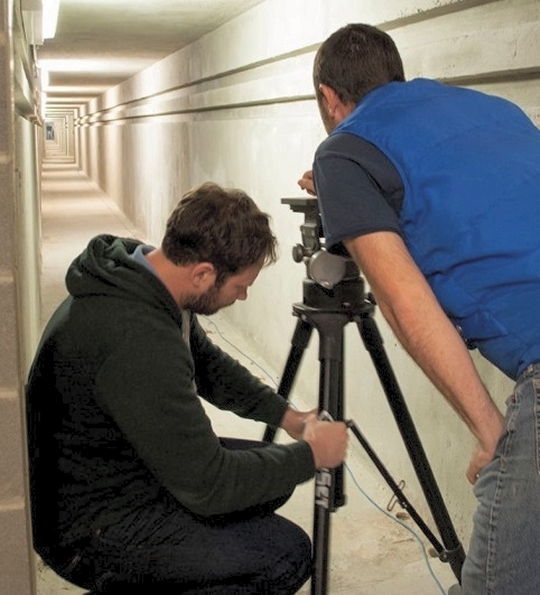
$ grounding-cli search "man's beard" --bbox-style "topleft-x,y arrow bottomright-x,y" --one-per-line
183,284 -> 231,316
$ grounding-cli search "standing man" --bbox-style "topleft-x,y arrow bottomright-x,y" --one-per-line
299,23 -> 540,594
26,182 -> 349,594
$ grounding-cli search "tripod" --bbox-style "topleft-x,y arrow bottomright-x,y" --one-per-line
264,198 -> 465,594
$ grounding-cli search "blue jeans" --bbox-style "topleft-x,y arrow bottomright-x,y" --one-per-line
462,362 -> 540,594
40,438 -> 312,594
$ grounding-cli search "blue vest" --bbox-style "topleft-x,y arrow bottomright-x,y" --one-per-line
334,79 -> 540,380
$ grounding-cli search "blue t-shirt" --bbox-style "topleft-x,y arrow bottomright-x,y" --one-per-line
313,132 -> 404,249
131,243 -> 157,275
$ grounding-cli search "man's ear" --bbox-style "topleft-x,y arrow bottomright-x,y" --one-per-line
191,262 -> 216,290
319,83 -> 354,123
319,84 -> 339,117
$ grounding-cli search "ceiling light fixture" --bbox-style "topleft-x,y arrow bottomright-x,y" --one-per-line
42,0 -> 60,39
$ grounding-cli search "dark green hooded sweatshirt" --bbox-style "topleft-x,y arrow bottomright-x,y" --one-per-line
26,234 -> 315,549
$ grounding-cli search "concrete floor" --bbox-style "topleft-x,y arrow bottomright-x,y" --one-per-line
35,160 -> 461,594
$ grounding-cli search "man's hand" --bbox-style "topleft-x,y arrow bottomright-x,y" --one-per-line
467,423 -> 504,484
298,170 -> 316,196
302,413 -> 349,469
281,407 -> 318,440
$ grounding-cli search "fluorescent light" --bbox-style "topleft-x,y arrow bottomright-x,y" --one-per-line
42,0 -> 60,39
40,66 -> 49,90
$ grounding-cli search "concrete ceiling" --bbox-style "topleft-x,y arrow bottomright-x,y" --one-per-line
37,0 -> 265,108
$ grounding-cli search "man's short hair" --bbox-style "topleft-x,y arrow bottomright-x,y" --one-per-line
162,182 -> 277,285
314,23 -> 405,106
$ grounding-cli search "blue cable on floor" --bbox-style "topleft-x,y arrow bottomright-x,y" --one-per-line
201,315 -> 452,594
345,463 -> 447,594
202,315 -> 281,389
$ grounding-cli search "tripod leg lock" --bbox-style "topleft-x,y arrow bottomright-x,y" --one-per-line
318,409 -> 335,422
318,410 -> 355,428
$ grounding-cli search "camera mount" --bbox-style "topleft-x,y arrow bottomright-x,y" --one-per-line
282,197 -> 356,291
264,197 -> 465,594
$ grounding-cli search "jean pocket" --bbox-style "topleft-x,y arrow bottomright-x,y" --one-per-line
505,391 -> 520,433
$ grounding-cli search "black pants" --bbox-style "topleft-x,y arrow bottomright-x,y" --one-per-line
41,439 -> 312,594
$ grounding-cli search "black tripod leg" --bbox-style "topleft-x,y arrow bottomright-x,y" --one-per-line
263,318 -> 313,442
318,340 -> 346,509
357,315 -> 465,582
311,314 -> 347,595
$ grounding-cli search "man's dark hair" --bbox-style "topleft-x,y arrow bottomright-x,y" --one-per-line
314,23 -> 405,106
162,182 -> 278,286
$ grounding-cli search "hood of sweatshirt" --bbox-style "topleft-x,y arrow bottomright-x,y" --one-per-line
66,234 -> 182,322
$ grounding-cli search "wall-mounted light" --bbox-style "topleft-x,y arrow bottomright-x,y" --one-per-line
42,0 -> 60,40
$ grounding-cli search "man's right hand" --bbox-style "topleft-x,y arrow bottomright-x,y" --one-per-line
297,170 -> 317,196
302,413 -> 349,469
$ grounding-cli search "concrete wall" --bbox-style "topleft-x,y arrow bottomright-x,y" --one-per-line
0,0 -> 42,593
74,0 -> 539,546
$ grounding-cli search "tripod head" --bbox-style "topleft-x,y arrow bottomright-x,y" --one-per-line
282,197 -> 360,290
282,197 -> 370,313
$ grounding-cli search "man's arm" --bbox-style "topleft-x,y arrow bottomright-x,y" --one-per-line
190,314 -> 289,425
344,231 -> 505,482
